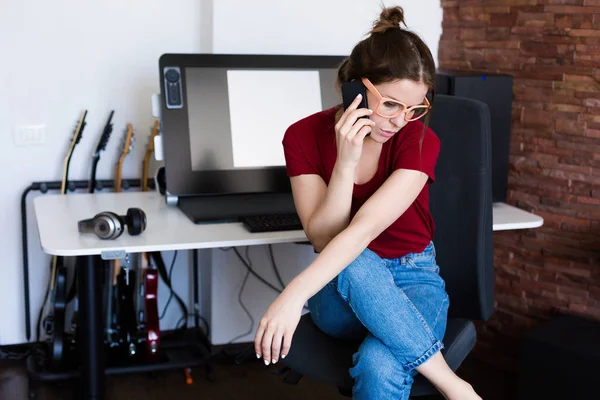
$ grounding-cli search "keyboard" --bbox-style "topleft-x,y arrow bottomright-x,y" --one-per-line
241,213 -> 303,233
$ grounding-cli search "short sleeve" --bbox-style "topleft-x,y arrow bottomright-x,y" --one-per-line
393,123 -> 441,183
282,123 -> 320,177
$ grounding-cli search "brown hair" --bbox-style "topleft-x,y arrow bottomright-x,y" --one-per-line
335,6 -> 436,155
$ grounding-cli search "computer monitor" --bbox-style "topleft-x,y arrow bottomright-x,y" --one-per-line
158,54 -> 346,222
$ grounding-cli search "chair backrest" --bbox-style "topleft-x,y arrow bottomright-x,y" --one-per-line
427,94 -> 494,321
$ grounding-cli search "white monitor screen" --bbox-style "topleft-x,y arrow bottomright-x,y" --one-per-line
185,67 -> 338,172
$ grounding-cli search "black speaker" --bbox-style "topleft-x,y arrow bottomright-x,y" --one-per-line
436,70 -> 513,203
517,314 -> 600,400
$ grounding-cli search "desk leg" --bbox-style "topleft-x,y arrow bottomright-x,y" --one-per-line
78,255 -> 105,399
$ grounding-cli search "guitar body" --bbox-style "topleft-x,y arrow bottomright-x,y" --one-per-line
143,266 -> 160,362
106,123 -> 140,363
138,121 -> 162,363
44,110 -> 87,369
47,261 -> 68,368
116,267 -> 139,361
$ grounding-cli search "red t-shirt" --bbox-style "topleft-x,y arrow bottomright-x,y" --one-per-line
282,106 -> 441,259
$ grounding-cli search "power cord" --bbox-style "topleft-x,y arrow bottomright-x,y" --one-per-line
267,244 -> 286,290
220,245 -> 309,344
227,247 -> 254,344
159,251 -> 179,320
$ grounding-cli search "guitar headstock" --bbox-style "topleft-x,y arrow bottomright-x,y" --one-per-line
94,110 -> 114,157
61,110 -> 88,194
120,123 -> 135,158
68,110 -> 88,152
115,123 -> 135,193
146,120 -> 160,157
142,120 -> 160,192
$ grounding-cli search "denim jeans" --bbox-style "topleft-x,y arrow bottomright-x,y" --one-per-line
307,242 -> 449,400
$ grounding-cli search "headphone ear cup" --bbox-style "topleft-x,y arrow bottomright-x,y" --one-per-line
125,208 -> 147,235
94,212 -> 124,240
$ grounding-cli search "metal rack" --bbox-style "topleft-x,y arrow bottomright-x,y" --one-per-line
21,179 -> 212,398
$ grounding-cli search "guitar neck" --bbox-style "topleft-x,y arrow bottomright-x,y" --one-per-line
142,154 -> 151,192
115,159 -> 125,193
61,153 -> 73,195
89,155 -> 100,194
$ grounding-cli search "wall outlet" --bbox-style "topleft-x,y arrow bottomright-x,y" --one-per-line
15,124 -> 46,146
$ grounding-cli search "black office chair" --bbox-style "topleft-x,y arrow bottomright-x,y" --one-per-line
280,94 -> 495,397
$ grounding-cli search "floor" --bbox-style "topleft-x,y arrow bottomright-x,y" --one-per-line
0,345 -> 517,400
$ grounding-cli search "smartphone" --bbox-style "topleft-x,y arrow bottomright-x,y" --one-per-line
342,80 -> 368,112
341,80 -> 370,136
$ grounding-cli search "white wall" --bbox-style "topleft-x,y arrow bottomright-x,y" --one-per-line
0,0 -> 205,345
0,0 -> 441,346
213,0 -> 441,61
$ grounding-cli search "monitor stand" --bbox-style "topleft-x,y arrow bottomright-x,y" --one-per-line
177,192 -> 296,224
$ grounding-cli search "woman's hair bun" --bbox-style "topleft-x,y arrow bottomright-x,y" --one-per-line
370,6 -> 407,34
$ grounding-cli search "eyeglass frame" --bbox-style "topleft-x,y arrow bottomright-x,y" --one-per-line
361,78 -> 431,122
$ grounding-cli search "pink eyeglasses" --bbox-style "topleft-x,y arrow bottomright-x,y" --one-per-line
362,78 -> 431,122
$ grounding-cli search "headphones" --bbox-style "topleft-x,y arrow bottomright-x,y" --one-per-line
78,208 -> 147,240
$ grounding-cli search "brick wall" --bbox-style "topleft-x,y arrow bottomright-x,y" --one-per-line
438,0 -> 600,371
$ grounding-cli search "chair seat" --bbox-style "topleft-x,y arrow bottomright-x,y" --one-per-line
282,313 -> 477,397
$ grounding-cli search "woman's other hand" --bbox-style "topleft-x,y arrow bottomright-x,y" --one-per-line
253,291 -> 304,365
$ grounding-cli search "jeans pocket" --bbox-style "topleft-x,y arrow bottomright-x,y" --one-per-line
406,257 -> 440,274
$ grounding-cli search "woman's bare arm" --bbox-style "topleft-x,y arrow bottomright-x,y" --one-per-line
291,162 -> 355,252
286,168 -> 429,304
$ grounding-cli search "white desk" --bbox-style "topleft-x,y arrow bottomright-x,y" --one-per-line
492,202 -> 544,231
34,191 -> 306,257
34,192 -> 544,258
31,191 -> 543,399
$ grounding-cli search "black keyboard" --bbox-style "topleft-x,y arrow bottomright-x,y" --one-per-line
241,213 -> 303,233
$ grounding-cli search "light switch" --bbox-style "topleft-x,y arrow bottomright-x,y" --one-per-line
15,124 -> 46,146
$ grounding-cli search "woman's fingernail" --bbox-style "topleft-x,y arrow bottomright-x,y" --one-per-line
264,359 -> 270,366
272,359 -> 277,364
281,354 -> 286,359
356,94 -> 362,98
256,353 -> 260,359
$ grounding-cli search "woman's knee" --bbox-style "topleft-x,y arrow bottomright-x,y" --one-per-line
336,249 -> 384,296
349,335 -> 414,398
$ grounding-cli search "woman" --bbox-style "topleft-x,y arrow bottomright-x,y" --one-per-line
254,6 -> 482,400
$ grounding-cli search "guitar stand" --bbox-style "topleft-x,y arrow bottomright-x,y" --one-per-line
26,254 -> 211,399
23,179 -> 213,399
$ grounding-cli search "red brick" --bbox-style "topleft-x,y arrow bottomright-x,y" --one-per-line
573,52 -> 600,67
491,12 -> 519,26
541,0 -> 584,4
555,14 -> 574,28
523,109 -> 556,128
464,40 -> 521,48
486,27 -> 512,39
556,119 -> 587,135
460,27 -> 486,40
569,29 -> 600,37
544,5 -> 600,12
498,0 -> 538,5
520,41 -> 562,56
573,14 -> 596,29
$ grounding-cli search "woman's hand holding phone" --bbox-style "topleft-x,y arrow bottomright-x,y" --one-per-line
334,94 -> 375,168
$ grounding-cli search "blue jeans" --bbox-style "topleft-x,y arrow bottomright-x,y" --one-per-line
307,242 -> 449,400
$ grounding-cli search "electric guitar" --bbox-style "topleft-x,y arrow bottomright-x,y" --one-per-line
138,120 -> 161,362
105,123 -> 135,355
66,110 -> 116,330
115,124 -> 140,360
44,110 -> 87,368
90,110 -> 115,193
